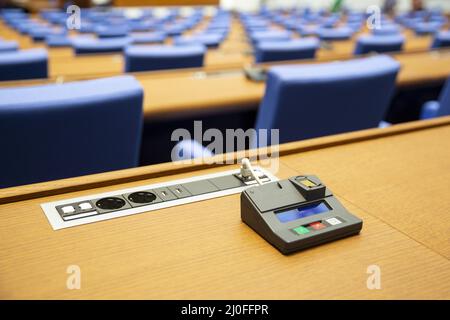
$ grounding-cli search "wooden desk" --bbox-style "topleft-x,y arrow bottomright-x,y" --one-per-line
0,117 -> 449,299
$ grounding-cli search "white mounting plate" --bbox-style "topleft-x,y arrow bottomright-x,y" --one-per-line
41,167 -> 278,230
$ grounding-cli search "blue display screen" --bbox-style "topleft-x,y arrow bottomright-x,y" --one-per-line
276,201 -> 330,223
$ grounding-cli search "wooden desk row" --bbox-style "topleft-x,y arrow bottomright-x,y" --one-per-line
0,18 -> 438,78
0,49 -> 449,120
0,116 -> 449,299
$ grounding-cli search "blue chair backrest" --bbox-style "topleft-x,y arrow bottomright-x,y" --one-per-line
372,24 -> 401,36
354,34 -> 405,55
125,45 -> 205,72
94,25 -> 130,38
436,77 -> 450,117
412,21 -> 443,35
254,55 -> 400,145
0,76 -> 143,188
174,33 -> 223,48
46,35 -> 72,47
250,30 -> 292,46
431,31 -> 450,49
72,37 -> 132,54
0,40 -> 18,52
0,48 -> 48,81
131,32 -> 166,44
255,38 -> 319,63
317,27 -> 354,41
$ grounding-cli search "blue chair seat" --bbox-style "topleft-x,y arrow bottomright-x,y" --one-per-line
164,24 -> 187,36
172,140 -> 213,161
431,31 -> 450,49
255,38 -> 320,63
254,55 -> 400,145
131,32 -> 167,44
297,25 -> 320,37
0,76 -> 143,188
72,37 -> 132,54
412,22 -> 443,36
250,30 -> 292,45
0,48 -> 48,81
420,76 -> 450,119
95,25 -> 130,38
317,27 -> 354,41
46,35 -> 72,47
78,22 -> 96,33
346,21 -> 364,32
421,101 -> 441,119
354,34 -> 405,55
372,24 -> 402,36
250,30 -> 292,43
127,21 -> 154,32
125,45 -> 206,72
174,33 -> 223,48
29,28 -> 66,42
0,40 -> 18,52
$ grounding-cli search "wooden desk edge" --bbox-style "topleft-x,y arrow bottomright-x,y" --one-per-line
1,48 -> 449,89
1,116 -> 449,205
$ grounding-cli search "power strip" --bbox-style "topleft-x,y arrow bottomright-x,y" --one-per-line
41,167 -> 278,230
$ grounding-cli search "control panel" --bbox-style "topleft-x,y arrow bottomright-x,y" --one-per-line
241,175 -> 363,254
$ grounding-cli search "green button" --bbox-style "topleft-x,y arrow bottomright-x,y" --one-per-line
293,226 -> 310,235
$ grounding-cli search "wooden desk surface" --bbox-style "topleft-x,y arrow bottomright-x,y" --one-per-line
0,117 -> 449,299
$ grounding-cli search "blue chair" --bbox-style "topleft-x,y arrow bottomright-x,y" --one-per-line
172,140 -> 213,161
254,55 -> 400,145
46,35 -> 72,47
297,25 -> 319,37
372,24 -> 402,36
164,24 -> 187,36
174,33 -> 223,48
0,76 -> 143,188
29,28 -> 66,42
125,45 -> 206,72
72,37 -> 132,54
250,31 -> 292,46
354,34 -> 405,55
317,27 -> 354,41
420,77 -> 450,119
131,32 -> 167,44
431,31 -> 450,49
0,40 -> 18,52
412,22 -> 443,36
0,49 -> 48,81
346,21 -> 364,33
255,38 -> 320,63
94,25 -> 130,38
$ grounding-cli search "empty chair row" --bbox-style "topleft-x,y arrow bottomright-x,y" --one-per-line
0,45 -> 207,81
253,31 -> 450,63
175,55 -> 401,160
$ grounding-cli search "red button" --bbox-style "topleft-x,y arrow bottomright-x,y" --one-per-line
309,222 -> 326,230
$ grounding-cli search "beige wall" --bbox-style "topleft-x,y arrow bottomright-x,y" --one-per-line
221,0 -> 450,13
